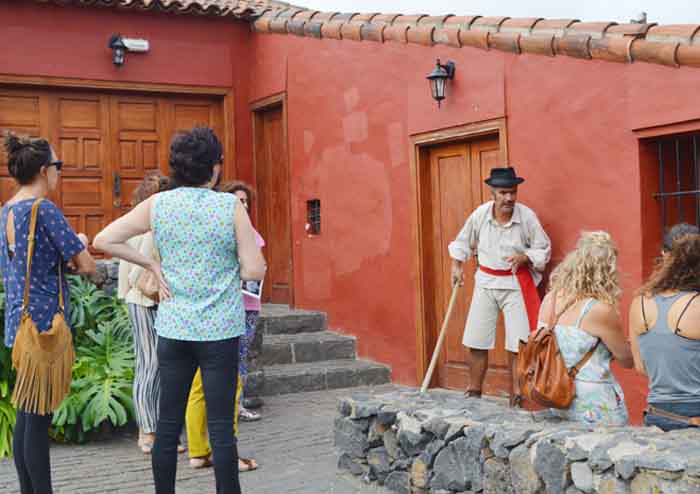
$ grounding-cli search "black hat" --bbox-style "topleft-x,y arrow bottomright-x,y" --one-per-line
484,167 -> 525,187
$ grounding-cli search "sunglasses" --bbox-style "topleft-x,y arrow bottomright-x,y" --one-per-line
47,160 -> 63,171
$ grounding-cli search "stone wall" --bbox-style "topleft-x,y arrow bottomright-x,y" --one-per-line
335,388 -> 700,494
90,259 -> 263,398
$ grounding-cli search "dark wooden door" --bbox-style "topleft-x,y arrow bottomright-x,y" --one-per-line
427,136 -> 509,395
0,87 -> 224,238
254,104 -> 293,304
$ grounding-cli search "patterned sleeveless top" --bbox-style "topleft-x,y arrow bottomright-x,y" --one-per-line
551,298 -> 628,426
151,188 -> 245,341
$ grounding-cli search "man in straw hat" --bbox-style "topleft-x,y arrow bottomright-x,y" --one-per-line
449,167 -> 551,407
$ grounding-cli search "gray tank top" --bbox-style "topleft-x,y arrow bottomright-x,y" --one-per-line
638,292 -> 700,404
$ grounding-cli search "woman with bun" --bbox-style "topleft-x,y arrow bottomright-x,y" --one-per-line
2,133 -> 96,494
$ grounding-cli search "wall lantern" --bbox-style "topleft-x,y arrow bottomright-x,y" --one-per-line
426,58 -> 456,107
108,34 -> 150,67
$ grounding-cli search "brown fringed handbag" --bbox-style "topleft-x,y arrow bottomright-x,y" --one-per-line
11,198 -> 75,415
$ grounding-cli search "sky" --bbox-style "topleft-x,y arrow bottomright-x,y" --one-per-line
299,1 -> 699,25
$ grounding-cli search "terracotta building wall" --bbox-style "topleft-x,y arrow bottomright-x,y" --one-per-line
246,32 -> 700,419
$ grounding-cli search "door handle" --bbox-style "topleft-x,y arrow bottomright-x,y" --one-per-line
113,172 -> 121,208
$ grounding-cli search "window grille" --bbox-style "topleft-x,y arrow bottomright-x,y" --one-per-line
654,134 -> 700,237
307,199 -> 321,235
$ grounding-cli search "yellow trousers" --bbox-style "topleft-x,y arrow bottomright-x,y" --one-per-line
185,368 -> 242,459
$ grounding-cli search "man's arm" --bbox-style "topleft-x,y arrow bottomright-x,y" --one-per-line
523,213 -> 551,272
448,210 -> 479,286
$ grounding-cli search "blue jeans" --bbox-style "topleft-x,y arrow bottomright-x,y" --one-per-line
152,336 -> 241,494
645,401 -> 700,431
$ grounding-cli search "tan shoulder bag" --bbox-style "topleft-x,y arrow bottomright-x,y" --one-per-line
11,198 -> 75,415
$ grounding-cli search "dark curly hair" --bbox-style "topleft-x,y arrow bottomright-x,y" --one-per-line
168,127 -> 222,187
217,180 -> 255,210
3,132 -> 52,185
663,223 -> 700,252
642,233 -> 700,295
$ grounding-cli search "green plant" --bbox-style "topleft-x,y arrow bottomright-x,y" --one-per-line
0,280 -> 16,457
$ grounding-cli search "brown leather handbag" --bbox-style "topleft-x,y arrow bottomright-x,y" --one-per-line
11,199 -> 75,415
518,294 -> 600,409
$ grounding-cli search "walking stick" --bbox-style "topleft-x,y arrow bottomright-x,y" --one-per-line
420,283 -> 461,393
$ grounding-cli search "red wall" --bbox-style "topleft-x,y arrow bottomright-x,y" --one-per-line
0,1 -> 252,179
246,32 -> 700,422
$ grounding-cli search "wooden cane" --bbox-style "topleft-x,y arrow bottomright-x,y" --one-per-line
420,284 -> 461,393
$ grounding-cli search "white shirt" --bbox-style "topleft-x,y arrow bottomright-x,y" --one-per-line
117,233 -> 157,307
448,201 -> 551,290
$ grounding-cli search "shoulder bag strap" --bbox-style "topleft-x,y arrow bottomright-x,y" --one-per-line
21,199 -> 64,314
22,198 -> 43,312
547,291 -> 558,328
570,339 -> 601,378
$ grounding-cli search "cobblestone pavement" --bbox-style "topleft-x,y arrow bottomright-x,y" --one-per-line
0,387 -> 395,494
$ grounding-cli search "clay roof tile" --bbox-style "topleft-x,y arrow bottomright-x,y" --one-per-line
443,16 -> 480,30
646,25 -> 700,45
531,19 -> 579,37
471,16 -> 510,32
606,23 -> 656,38
500,17 -> 543,34
406,25 -> 435,46
566,21 -> 617,39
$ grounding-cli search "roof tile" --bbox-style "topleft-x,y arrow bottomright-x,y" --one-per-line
253,15 -> 273,32
646,25 -> 700,45
371,14 -> 401,25
590,36 -> 633,63
555,34 -> 592,59
332,13 -> 358,23
434,27 -> 461,47
500,17 -> 543,34
292,9 -> 317,21
384,24 -> 410,43
459,29 -> 490,50
340,22 -> 363,41
531,19 -> 579,37
276,7 -> 304,19
320,21 -> 342,39
631,39 -> 679,66
519,34 -> 555,57
304,21 -> 322,38
418,15 -> 454,27
393,14 -> 428,25
350,13 -> 379,23
471,16 -> 510,32
360,23 -> 385,42
489,32 -> 520,53
287,18 -> 306,36
310,11 -> 338,23
566,21 -> 616,39
269,17 -> 288,34
443,16 -> 480,30
606,23 -> 656,38
406,25 -> 435,46
676,44 -> 700,67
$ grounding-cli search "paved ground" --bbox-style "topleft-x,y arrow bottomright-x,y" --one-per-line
0,387 -> 393,494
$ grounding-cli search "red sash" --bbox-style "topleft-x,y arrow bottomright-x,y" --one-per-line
479,265 -> 541,332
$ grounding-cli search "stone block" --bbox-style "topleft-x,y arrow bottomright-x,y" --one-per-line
431,437 -> 471,491
509,444 -> 543,494
338,453 -> 370,477
385,471 -> 411,494
533,439 -> 570,494
322,337 -> 356,360
334,417 -> 370,458
484,457 -> 514,494
384,429 -> 402,460
571,462 -> 593,493
367,447 -> 392,484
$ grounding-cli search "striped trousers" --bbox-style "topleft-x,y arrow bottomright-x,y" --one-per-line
127,303 -> 160,434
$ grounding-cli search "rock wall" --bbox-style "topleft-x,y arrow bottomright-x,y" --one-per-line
335,388 -> 700,494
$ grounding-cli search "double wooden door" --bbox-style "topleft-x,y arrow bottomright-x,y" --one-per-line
0,87 -> 224,246
425,135 -> 511,395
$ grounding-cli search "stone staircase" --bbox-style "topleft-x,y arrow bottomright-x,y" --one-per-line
256,305 -> 391,396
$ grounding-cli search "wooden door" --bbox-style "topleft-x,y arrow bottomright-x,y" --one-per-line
110,94 -> 224,217
254,104 -> 293,304
426,136 -> 509,395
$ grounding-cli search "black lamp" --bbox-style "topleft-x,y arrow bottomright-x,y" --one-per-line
426,58 -> 456,108
109,34 -> 127,67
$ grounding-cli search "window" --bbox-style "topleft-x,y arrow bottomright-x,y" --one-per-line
306,199 -> 321,235
653,133 -> 700,237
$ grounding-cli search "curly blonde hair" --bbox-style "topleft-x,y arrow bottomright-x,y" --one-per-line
548,231 -> 621,307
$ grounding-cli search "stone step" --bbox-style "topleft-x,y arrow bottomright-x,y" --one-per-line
259,304 -> 327,335
262,360 -> 391,396
262,331 -> 356,366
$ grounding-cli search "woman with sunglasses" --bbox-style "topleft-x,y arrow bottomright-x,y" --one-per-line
2,132 -> 96,494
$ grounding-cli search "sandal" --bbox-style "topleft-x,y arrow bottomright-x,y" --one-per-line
509,394 -> 524,409
239,407 -> 261,422
190,455 -> 213,469
177,444 -> 187,454
464,389 -> 482,399
239,458 -> 258,472
138,433 -> 155,454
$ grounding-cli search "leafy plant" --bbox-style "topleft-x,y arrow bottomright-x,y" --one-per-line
0,272 -> 137,454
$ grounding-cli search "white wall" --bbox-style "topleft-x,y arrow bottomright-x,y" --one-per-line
300,0 -> 698,25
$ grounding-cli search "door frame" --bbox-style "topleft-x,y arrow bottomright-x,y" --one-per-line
0,74 -> 237,180
410,118 -> 509,386
250,92 -> 295,306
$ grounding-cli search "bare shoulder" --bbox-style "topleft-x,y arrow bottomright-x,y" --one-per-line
585,301 -> 621,335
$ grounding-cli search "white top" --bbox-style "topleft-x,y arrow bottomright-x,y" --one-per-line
117,233 -> 157,308
448,201 -> 551,290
